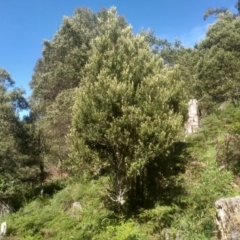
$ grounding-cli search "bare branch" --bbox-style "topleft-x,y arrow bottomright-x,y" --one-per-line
203,7 -> 227,20
106,186 -> 130,205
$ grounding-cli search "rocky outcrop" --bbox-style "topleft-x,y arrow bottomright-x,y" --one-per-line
0,221 -> 7,236
215,196 -> 240,239
186,99 -> 200,134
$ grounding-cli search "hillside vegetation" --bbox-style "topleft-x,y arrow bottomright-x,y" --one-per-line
1,4 -> 240,239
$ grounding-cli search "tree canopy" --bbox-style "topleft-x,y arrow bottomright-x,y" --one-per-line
29,7 -> 128,176
69,8 -> 186,206
0,68 -> 33,202
197,12 -> 240,104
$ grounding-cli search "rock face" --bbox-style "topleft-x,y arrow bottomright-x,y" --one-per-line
0,221 -> 7,236
72,202 -> 82,211
186,99 -> 200,134
215,196 -> 240,239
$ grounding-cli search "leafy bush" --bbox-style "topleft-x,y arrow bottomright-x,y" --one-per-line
3,178 -> 115,240
93,220 -> 147,240
171,126 -> 238,239
216,134 -> 240,175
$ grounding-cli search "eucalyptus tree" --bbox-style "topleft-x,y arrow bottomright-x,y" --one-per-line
69,8 -> 186,208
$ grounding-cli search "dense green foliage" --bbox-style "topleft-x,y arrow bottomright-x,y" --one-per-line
0,68 -> 40,211
2,4 -> 240,239
69,8 -> 186,209
29,7 -> 127,179
197,12 -> 240,105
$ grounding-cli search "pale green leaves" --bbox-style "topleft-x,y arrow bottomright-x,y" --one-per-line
70,8 -> 185,192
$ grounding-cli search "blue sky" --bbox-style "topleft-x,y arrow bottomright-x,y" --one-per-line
0,0 -> 237,99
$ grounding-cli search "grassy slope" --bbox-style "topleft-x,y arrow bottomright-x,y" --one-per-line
171,103 -> 240,239
2,104 -> 240,240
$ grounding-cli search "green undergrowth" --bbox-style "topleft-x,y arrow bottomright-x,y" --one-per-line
2,177 -> 151,240
169,103 -> 240,239
2,177 -> 115,239
2,103 -> 240,239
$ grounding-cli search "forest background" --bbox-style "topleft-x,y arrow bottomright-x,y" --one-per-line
1,1 -> 240,239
